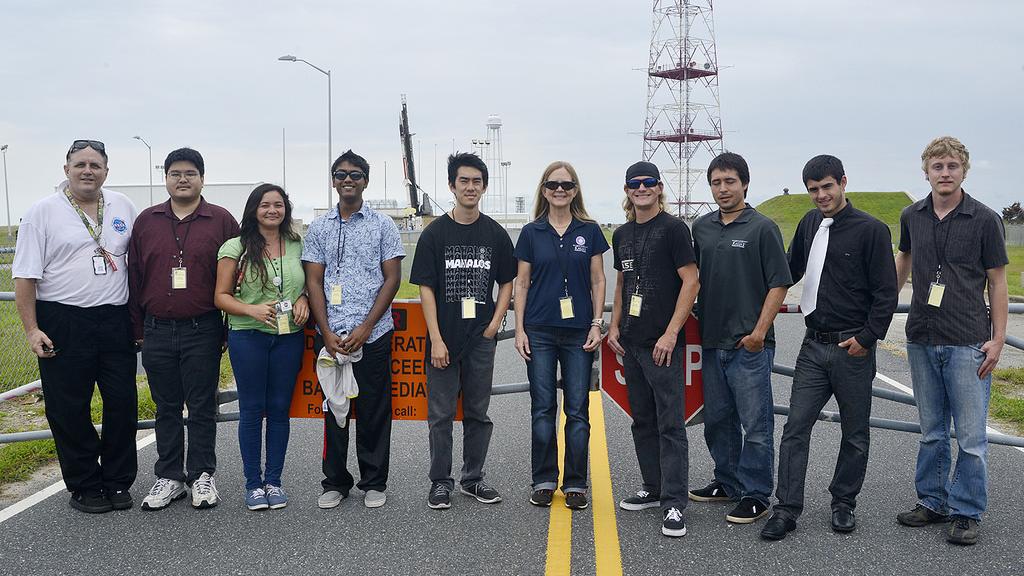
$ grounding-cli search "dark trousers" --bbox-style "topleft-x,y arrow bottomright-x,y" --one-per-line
622,343 -> 689,514
36,301 -> 137,495
320,331 -> 394,494
142,310 -> 222,485
774,337 -> 875,520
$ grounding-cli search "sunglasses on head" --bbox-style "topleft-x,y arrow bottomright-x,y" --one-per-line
332,170 -> 366,182
543,180 -> 577,191
68,140 -> 106,155
626,177 -> 660,190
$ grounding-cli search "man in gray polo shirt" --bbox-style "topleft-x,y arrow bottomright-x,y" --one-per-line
894,136 -> 1008,546
689,152 -> 791,525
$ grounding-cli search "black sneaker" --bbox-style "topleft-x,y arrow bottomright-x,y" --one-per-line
530,489 -> 554,507
619,489 -> 661,511
107,489 -> 133,511
897,504 -> 950,527
725,497 -> 769,524
565,492 -> 589,510
947,515 -> 980,546
69,492 -> 112,514
662,507 -> 687,537
459,481 -> 502,504
427,482 -> 451,509
688,480 -> 730,502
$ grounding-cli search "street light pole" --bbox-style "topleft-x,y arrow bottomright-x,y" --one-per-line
501,160 -> 511,226
278,54 -> 333,209
132,136 -> 153,206
1,145 -> 10,239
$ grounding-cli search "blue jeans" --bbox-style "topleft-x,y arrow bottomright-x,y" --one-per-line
906,342 -> 991,520
227,329 -> 304,490
701,347 -> 775,506
526,326 -> 593,493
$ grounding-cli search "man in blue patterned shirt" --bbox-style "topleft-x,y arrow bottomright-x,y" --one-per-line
303,150 -> 405,510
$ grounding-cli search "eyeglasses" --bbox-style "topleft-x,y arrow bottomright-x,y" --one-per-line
68,140 -> 105,155
626,177 -> 660,190
332,170 -> 366,182
543,181 -> 577,191
167,170 -> 201,180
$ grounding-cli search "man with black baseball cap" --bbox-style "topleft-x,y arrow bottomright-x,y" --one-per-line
608,160 -> 699,537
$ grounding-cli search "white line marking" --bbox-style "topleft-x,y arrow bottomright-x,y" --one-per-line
0,432 -> 157,525
875,371 -> 1024,456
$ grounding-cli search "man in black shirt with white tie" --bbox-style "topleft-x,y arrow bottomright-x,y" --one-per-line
761,155 -> 898,540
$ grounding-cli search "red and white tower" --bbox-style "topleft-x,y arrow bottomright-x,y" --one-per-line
642,0 -> 724,219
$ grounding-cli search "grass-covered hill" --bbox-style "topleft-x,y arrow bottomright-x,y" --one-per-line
756,191 -> 914,248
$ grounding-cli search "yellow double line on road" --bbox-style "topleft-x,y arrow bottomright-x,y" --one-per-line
545,391 -> 623,575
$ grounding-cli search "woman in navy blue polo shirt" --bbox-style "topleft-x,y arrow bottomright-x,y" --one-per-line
514,161 -> 608,510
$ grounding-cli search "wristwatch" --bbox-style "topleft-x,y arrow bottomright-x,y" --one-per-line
591,318 -> 606,329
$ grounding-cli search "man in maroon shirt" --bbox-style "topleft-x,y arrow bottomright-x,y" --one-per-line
128,148 -> 239,510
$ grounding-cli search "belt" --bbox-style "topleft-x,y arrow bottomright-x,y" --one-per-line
805,328 -> 859,344
148,310 -> 221,326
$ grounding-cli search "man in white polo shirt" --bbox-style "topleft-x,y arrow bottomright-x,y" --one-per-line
13,140 -> 139,514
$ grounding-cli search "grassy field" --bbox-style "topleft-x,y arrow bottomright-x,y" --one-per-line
756,191 -> 913,249
991,367 -> 1024,435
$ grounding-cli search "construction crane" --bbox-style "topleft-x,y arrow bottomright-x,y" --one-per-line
399,94 -> 433,216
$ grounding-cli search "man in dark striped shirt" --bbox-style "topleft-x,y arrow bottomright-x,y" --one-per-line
894,136 -> 1008,546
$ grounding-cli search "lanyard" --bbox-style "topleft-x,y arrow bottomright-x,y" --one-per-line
335,205 -> 349,276
266,235 -> 285,297
931,214 -> 954,283
548,222 -> 572,297
630,220 -> 653,294
169,216 -> 195,267
65,187 -> 105,246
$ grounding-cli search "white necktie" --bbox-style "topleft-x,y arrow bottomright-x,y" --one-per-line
800,217 -> 834,317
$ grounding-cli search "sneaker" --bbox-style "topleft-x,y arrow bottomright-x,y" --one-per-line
428,482 -> 452,509
459,481 -> 502,504
530,489 -> 554,507
245,488 -> 269,511
141,478 -> 187,511
725,497 -> 769,524
897,504 -> 950,527
191,472 -> 219,509
317,489 -> 345,509
265,485 -> 288,509
662,507 -> 687,537
619,489 -> 661,511
107,489 -> 133,511
689,480 -> 730,502
364,490 -> 387,508
947,515 -> 980,546
565,492 -> 589,510
69,492 -> 112,514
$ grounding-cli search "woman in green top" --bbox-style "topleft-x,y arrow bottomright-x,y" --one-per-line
214,184 -> 308,511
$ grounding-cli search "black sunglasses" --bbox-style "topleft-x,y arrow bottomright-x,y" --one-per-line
332,170 -> 366,182
543,180 -> 577,191
68,140 -> 106,154
626,177 -> 660,190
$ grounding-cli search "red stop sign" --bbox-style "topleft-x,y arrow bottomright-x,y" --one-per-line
600,315 -> 704,425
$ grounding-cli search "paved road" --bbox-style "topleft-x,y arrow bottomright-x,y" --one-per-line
2,228 -> 1023,575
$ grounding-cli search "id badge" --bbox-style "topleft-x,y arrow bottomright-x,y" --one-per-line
330,284 -> 342,305
559,296 -> 575,320
461,297 -> 477,320
927,282 -> 945,308
275,300 -> 293,314
629,294 -> 643,317
171,267 -> 187,290
92,255 -> 107,275
276,313 -> 291,335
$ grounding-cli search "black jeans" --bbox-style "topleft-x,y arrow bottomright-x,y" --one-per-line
320,331 -> 394,494
774,337 -> 875,520
142,310 -> 222,485
36,301 -> 137,495
622,343 -> 689,514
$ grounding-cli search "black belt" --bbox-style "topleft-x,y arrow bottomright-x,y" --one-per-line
805,328 -> 859,344
148,310 -> 221,326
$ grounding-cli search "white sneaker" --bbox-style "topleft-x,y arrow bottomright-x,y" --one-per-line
318,490 -> 344,509
364,490 -> 387,508
191,472 -> 219,509
141,478 -> 186,511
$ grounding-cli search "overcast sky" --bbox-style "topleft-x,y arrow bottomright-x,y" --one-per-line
1,0 -> 1021,224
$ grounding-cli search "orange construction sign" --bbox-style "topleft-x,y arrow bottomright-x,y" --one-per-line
289,301 -> 462,421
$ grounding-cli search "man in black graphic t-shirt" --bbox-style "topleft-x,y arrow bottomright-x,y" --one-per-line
607,161 -> 699,538
410,152 -> 515,510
